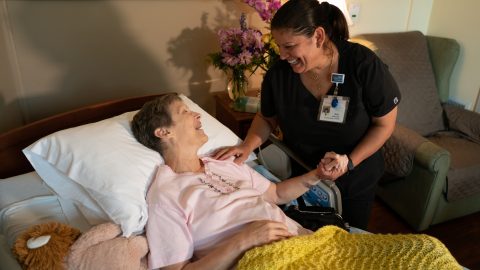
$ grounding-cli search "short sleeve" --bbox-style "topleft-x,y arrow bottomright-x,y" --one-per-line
245,164 -> 271,193
147,203 -> 193,269
360,55 -> 401,117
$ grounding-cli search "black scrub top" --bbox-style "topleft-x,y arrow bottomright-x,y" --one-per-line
261,40 -> 401,187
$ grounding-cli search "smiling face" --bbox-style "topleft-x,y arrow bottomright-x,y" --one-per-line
272,28 -> 324,74
164,100 -> 208,148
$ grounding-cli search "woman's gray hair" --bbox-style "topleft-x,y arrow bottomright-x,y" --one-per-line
130,93 -> 182,155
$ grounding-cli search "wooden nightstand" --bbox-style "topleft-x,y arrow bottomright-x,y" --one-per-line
213,91 -> 258,139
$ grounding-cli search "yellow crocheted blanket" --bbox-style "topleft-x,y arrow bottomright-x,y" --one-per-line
237,225 -> 461,270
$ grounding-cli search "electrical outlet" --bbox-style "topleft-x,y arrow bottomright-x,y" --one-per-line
349,3 -> 360,23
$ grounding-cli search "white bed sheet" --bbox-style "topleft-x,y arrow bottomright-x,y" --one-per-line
0,234 -> 21,270
0,171 -> 51,210
0,172 -> 92,270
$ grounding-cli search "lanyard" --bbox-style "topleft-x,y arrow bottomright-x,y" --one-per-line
331,73 -> 345,108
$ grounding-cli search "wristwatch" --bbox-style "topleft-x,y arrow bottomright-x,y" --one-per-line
347,156 -> 355,172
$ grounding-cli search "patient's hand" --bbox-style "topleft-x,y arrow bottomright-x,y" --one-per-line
316,152 -> 348,181
212,145 -> 251,164
235,220 -> 293,249
165,220 -> 292,270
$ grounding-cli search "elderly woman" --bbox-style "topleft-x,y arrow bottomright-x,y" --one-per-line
131,93 -> 322,270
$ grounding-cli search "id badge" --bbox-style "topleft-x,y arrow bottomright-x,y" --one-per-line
318,95 -> 350,123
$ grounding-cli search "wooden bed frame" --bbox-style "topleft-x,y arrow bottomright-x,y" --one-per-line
0,94 -> 166,179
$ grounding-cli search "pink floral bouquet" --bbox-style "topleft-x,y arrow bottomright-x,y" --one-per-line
209,14 -> 264,74
242,0 -> 282,71
209,0 -> 282,74
208,1 -> 282,99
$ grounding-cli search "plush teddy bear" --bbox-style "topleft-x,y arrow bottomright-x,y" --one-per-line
12,221 -> 82,270
66,222 -> 148,270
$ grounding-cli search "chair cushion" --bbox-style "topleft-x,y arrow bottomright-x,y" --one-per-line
429,133 -> 480,201
353,31 -> 445,136
443,103 -> 480,144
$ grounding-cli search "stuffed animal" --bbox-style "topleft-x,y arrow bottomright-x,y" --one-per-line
66,222 -> 148,270
12,221 -> 81,270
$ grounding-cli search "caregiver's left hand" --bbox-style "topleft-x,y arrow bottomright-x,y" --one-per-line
317,152 -> 349,181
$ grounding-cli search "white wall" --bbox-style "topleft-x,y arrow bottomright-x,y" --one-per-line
1,0 -> 478,133
427,0 -> 480,111
0,0 -> 255,132
0,0 -> 24,131
346,0 -> 433,36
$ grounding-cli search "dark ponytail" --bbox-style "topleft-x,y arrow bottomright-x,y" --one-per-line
271,0 -> 349,42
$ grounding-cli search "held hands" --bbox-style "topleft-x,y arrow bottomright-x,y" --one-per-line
317,152 -> 349,181
213,144 -> 252,164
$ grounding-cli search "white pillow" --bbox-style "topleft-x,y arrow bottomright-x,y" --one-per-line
23,94 -> 255,236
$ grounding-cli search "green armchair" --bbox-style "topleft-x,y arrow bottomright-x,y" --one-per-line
352,31 -> 480,231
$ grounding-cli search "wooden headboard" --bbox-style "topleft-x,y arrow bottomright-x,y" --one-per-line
0,94 -> 167,179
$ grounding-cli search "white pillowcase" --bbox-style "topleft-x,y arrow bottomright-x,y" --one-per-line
23,94 -> 254,236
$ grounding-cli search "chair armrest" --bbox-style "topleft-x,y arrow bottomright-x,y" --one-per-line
383,124 -> 427,177
414,141 -> 450,171
378,130 -> 450,231
443,103 -> 480,144
378,142 -> 450,231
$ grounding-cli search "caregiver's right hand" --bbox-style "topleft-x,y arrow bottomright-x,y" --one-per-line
213,145 -> 251,164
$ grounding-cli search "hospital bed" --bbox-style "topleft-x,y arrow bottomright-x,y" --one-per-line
0,93 -> 463,269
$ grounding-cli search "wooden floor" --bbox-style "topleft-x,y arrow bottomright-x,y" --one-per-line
368,197 -> 480,269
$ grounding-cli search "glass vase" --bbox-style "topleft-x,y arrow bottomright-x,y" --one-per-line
226,69 -> 248,101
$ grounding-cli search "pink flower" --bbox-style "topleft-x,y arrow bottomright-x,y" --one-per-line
243,0 -> 281,22
211,14 -> 264,71
209,5 -> 281,75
